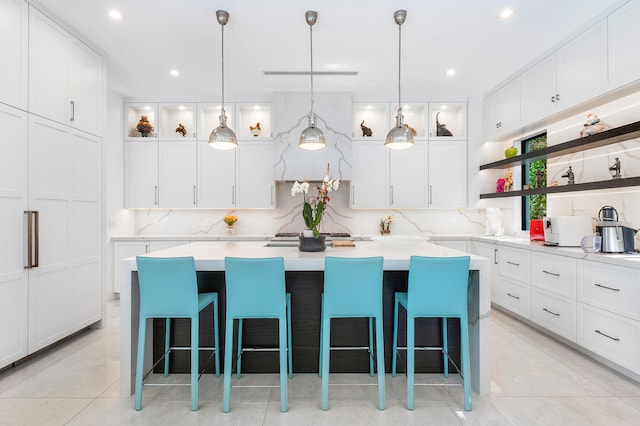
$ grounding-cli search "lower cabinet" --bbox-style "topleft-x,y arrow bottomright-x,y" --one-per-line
500,277 -> 532,319
469,241 -> 500,304
577,303 -> 639,373
532,288 -> 576,341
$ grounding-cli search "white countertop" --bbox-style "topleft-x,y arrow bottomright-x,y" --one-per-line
129,239 -> 488,271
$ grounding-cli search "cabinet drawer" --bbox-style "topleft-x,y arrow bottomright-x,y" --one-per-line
577,304 -> 640,373
532,252 -> 576,298
532,288 -> 576,341
500,247 -> 531,283
578,261 -> 640,320
500,278 -> 531,319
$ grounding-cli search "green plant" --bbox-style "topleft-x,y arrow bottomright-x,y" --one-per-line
527,135 -> 547,220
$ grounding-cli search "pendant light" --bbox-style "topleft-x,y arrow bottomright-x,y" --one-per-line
385,10 -> 414,150
209,10 -> 237,150
299,10 -> 326,151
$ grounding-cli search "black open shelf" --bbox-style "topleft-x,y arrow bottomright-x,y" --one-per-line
479,120 -> 640,170
480,177 -> 640,199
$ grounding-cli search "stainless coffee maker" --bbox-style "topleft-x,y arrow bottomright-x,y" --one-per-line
595,206 -> 635,253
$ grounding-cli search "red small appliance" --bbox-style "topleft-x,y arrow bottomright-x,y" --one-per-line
530,219 -> 545,241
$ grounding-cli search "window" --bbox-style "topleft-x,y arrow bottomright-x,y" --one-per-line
521,133 -> 547,229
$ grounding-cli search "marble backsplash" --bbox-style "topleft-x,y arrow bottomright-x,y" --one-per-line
131,183 -> 511,237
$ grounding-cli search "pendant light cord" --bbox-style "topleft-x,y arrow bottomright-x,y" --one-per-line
397,22 -> 402,114
310,23 -> 315,117
221,23 -> 226,114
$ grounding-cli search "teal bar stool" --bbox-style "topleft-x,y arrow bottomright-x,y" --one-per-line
391,255 -> 472,411
319,256 -> 386,411
223,257 -> 290,413
134,256 -> 220,411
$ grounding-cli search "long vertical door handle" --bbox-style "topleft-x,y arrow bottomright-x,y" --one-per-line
154,185 -> 158,206
193,186 -> 197,206
232,185 -> 235,205
70,101 -> 75,122
24,211 -> 39,269
390,186 -> 393,205
429,185 -> 433,205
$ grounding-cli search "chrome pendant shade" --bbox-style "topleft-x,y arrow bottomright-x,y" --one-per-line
385,10 -> 414,150
209,10 -> 237,150
299,10 -> 326,151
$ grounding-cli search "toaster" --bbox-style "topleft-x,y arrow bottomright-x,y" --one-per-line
543,216 -> 593,246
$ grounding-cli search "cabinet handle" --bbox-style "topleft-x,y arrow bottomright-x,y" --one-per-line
24,211 -> 40,269
193,186 -> 197,205
154,186 -> 158,206
493,249 -> 498,265
551,95 -> 555,103
542,270 -> 560,277
429,185 -> 433,205
145,244 -> 150,254
594,283 -> 620,292
351,185 -> 355,204
506,292 -> 520,300
271,185 -> 274,205
594,329 -> 620,342
390,186 -> 394,204
556,94 -> 560,102
542,307 -> 560,317
507,261 -> 520,266
70,100 -> 75,121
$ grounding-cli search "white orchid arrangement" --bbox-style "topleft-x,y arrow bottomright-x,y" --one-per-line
380,215 -> 394,231
291,163 -> 340,238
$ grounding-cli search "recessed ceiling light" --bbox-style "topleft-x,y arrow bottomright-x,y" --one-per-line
179,105 -> 185,110
499,8 -> 513,19
170,70 -> 179,77
441,105 -> 448,110
446,68 -> 456,77
108,10 -> 123,20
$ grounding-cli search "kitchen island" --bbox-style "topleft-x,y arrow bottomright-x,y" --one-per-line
119,239 -> 490,397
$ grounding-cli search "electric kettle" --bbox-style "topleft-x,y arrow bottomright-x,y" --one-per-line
598,205 -> 618,222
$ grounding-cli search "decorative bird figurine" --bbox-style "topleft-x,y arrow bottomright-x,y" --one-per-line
175,123 -> 187,137
250,122 -> 262,137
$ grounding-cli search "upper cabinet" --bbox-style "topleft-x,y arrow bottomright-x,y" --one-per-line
197,103 -> 235,141
159,103 -> 196,140
236,104 -> 272,140
0,0 -> 28,109
352,103 -> 389,140
608,1 -> 640,88
521,19 -> 608,125
484,78 -> 521,140
428,103 -> 467,141
28,6 -> 101,136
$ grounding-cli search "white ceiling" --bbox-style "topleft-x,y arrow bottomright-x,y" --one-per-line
34,0 -> 623,101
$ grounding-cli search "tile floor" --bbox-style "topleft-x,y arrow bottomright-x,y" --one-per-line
1,301 -> 639,425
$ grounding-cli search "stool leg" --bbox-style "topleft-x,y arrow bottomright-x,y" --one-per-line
213,296 -> 220,377
407,314 -> 415,410
368,317 -> 374,377
374,315 -> 386,410
164,318 -> 171,377
391,295 -> 400,377
461,317 -> 472,411
318,294 -> 324,377
236,319 -> 243,379
278,315 -> 289,412
222,318 -> 234,413
320,315 -> 331,411
191,317 -> 199,411
287,293 -> 293,379
442,317 -> 449,378
134,316 -> 147,411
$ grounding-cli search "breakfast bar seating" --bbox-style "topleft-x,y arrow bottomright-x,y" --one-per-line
119,240 -> 491,404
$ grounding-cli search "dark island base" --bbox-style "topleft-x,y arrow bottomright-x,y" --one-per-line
152,271 -> 473,375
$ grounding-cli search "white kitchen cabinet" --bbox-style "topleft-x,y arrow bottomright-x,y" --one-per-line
483,77 -> 520,140
350,141 -> 388,208
498,246 -> 532,319
521,19 -> 608,124
197,141 -> 236,208
29,6 -> 101,136
28,115 -> 101,353
159,142 -> 197,208
352,103 -> 389,140
236,103 -> 272,140
0,0 -> 28,109
532,287 -> 577,341
428,140 -> 467,208
125,142 -> 159,208
469,241 -> 500,303
608,0 -> 640,88
0,104 -> 28,367
159,103 -> 196,140
125,103 -> 158,140
578,260 -> 639,321
236,141 -> 275,208
389,141 -> 428,208
198,103 -> 234,140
